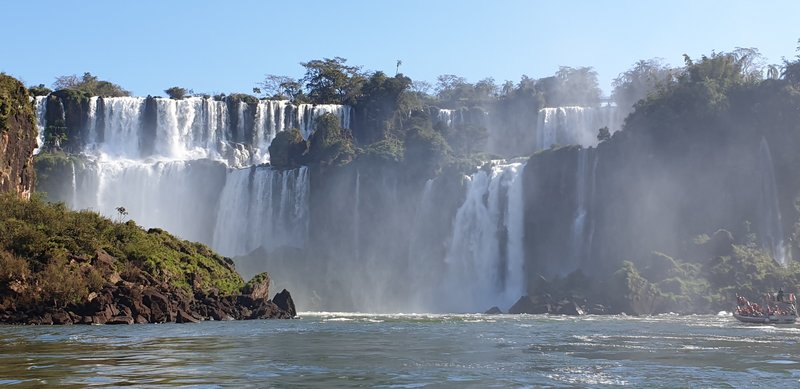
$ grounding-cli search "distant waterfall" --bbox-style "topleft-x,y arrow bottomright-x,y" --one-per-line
535,106 -> 621,151
39,95 -> 351,166
212,166 -> 310,257
72,159 -> 215,244
33,96 -> 47,154
568,149 -> 599,272
440,162 -> 526,312
757,138 -> 787,266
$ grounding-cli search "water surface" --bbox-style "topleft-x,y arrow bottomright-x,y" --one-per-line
1,313 -> 798,387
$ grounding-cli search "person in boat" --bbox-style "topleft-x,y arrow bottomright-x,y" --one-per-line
777,288 -> 784,302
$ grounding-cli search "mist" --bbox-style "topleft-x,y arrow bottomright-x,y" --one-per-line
34,47 -> 800,314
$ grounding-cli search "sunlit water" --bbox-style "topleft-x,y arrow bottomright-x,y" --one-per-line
1,313 -> 799,387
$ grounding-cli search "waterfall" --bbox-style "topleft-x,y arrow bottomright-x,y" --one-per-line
38,95 -> 350,166
535,106 -> 620,151
212,166 -> 310,257
440,162 -> 526,312
86,96 -> 99,144
297,103 -> 351,139
99,97 -> 146,158
757,138 -> 787,266
566,149 -> 599,273
33,96 -> 47,154
354,169 -> 361,262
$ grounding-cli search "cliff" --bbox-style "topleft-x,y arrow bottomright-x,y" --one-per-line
0,75 -> 36,198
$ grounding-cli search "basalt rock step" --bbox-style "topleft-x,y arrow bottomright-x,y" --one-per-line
0,280 -> 297,325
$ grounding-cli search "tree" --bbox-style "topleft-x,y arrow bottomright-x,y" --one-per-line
305,113 -> 355,165
28,84 -> 52,96
552,66 -> 602,107
612,59 -> 673,111
404,125 -> 451,178
353,71 -> 413,143
52,72 -> 129,97
259,74 -> 302,100
300,57 -> 365,105
597,126 -> 611,142
164,86 -> 192,100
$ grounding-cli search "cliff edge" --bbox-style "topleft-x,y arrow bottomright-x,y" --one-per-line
0,74 -> 36,198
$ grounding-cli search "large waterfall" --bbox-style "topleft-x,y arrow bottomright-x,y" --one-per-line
433,105 -> 620,155
77,96 -> 351,166
38,95 -> 345,261
439,162 -> 526,312
212,166 -> 310,257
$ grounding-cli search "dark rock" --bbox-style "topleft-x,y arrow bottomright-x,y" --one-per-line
587,304 -> 609,315
272,289 -> 296,317
176,309 -> 201,324
107,315 -> 134,325
484,306 -> 503,314
555,301 -> 585,316
508,296 -> 549,314
51,310 -> 73,325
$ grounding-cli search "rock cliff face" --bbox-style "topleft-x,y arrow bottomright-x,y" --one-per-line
0,75 -> 37,198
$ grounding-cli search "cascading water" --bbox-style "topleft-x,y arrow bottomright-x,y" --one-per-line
33,96 -> 47,153
566,149 -> 599,273
37,94 -> 338,257
436,108 -> 464,128
440,162 -> 526,312
757,138 -> 787,266
535,106 -> 621,151
66,96 -> 351,166
212,166 -> 310,257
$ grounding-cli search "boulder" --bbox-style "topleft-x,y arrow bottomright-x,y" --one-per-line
107,315 -> 134,325
242,272 -> 271,301
484,306 -> 503,314
508,295 -> 549,314
176,309 -> 201,324
272,289 -> 296,317
51,310 -> 73,325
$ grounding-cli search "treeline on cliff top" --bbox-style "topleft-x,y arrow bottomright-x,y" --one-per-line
30,43 -> 800,176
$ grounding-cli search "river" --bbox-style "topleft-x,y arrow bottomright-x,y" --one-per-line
1,313 -> 798,387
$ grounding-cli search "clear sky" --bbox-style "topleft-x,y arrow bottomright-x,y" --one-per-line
3,0 -> 799,97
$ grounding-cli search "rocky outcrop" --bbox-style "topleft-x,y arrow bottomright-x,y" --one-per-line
272,289 -> 296,318
0,75 -> 37,198
0,273 -> 296,325
508,295 -> 588,316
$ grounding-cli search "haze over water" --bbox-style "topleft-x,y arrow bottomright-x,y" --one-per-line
1,313 -> 798,387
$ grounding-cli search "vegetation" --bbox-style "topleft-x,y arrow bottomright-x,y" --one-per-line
0,193 -> 244,309
268,128 -> 307,169
28,84 -> 52,97
305,113 -> 355,166
52,72 -> 130,97
164,86 -> 193,99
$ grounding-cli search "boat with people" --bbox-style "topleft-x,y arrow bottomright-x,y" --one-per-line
734,290 -> 797,324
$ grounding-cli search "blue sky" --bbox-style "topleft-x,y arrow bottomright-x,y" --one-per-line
3,0 -> 799,97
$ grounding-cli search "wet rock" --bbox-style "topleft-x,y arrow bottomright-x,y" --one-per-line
484,306 -> 503,314
107,315 -> 134,325
272,289 -> 296,317
508,296 -> 549,314
176,309 -> 201,324
51,310 -> 73,325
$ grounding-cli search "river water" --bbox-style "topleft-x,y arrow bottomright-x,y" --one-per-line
1,313 -> 798,387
